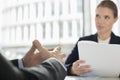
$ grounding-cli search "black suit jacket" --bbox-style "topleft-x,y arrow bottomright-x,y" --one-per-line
11,59 -> 19,67
0,54 -> 67,80
65,32 -> 120,76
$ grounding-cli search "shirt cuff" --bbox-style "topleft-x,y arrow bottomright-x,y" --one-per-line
18,59 -> 24,69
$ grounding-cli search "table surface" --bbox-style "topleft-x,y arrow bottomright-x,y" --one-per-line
64,76 -> 120,80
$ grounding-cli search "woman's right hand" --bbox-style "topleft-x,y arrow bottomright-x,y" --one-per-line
70,60 -> 92,75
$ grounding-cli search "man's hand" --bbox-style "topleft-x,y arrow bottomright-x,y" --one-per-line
33,40 -> 66,64
22,40 -> 66,67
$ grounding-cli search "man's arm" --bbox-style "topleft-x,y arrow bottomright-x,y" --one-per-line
22,58 -> 67,80
0,54 -> 67,80
0,54 -> 25,80
10,59 -> 19,67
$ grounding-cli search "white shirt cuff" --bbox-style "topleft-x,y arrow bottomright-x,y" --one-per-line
18,59 -> 24,69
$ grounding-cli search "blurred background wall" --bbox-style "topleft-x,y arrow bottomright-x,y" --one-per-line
0,0 -> 120,60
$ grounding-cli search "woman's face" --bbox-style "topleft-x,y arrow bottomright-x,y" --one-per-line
95,7 -> 117,35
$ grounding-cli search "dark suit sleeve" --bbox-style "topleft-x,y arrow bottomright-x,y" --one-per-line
0,54 -> 67,80
22,58 -> 67,80
65,40 -> 79,75
10,59 -> 19,67
0,54 -> 26,80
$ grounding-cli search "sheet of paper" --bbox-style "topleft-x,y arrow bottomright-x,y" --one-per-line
78,41 -> 120,77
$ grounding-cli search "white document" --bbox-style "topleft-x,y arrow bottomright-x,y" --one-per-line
78,41 -> 120,77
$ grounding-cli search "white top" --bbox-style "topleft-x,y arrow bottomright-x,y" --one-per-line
98,37 -> 111,44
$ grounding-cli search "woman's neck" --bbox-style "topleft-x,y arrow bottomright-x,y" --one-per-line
98,32 -> 111,40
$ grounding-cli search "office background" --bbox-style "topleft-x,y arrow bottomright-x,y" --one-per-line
0,0 -> 120,60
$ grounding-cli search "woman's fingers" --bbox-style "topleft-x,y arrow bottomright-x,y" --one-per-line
71,60 -> 92,75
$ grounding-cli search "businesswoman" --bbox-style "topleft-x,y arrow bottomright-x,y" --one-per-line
65,0 -> 120,76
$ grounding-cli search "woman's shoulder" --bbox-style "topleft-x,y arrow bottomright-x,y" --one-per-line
110,32 -> 120,44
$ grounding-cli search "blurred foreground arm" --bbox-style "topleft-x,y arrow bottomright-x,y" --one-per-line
0,54 -> 66,80
0,40 -> 67,80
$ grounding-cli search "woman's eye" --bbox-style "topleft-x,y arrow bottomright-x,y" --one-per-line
96,14 -> 100,18
96,14 -> 101,19
105,16 -> 110,20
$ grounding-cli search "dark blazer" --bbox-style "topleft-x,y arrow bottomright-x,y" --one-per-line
65,32 -> 120,75
11,59 -> 19,67
0,54 -> 67,80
